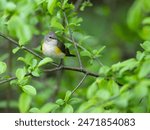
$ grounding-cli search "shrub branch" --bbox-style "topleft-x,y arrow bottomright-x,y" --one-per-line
0,32 -> 99,86
63,11 -> 83,69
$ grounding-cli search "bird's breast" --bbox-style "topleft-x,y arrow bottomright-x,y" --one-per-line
42,42 -> 65,58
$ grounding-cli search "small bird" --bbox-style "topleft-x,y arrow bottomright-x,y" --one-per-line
42,32 -> 75,59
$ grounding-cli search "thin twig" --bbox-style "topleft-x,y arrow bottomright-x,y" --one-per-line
0,73 -> 31,85
65,36 -> 104,66
0,32 -> 58,66
71,73 -> 88,95
44,66 -> 99,77
0,65 -> 99,85
0,77 -> 17,85
95,58 -> 104,66
63,12 -> 83,69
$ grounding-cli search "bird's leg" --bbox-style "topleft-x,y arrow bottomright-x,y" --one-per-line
58,58 -> 63,67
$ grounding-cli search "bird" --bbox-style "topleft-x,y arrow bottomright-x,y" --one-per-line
42,32 -> 75,59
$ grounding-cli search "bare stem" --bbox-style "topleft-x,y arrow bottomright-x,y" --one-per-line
71,73 -> 88,95
63,12 -> 83,69
0,73 -> 31,85
44,66 -> 99,77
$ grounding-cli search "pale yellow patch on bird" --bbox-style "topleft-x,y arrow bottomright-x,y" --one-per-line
55,47 -> 63,55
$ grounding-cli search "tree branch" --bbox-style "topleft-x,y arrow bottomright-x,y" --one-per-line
0,32 -> 100,86
0,32 -> 58,67
44,66 -> 99,77
63,11 -> 83,69
0,73 -> 31,85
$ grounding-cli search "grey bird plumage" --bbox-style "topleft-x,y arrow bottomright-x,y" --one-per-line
42,32 -> 75,58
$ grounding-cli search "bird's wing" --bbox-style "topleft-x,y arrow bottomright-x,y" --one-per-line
57,41 -> 75,57
57,41 -> 66,54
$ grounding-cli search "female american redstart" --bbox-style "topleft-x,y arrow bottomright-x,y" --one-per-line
42,32 -> 75,58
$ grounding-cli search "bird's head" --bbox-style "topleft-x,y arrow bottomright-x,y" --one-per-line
44,32 -> 57,42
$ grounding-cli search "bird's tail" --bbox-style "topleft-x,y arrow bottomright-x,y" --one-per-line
66,53 -> 76,57
65,48 -> 75,57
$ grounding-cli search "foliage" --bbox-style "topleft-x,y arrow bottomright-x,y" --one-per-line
0,0 -> 150,113
127,0 -> 150,40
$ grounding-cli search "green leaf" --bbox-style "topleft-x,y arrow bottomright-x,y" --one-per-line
142,17 -> 150,25
17,57 -> 26,63
114,96 -> 128,108
113,92 -> 131,108
80,1 -> 93,11
80,50 -> 91,57
34,0 -> 46,5
97,78 -> 108,89
62,104 -> 73,113
87,82 -> 98,99
18,54 -> 34,65
77,100 -> 96,112
22,85 -> 37,96
18,76 -> 30,86
120,84 -> 131,94
0,15 -> 7,35
143,0 -> 150,11
96,46 -> 106,55
140,26 -> 150,40
0,0 -> 7,10
47,0 -> 57,15
141,41 -> 150,52
127,0 -> 143,30
136,51 -> 145,61
15,68 -> 26,81
8,16 -> 32,45
31,59 -> 38,69
62,0 -> 68,9
111,59 -> 138,74
69,98 -> 82,105
56,99 -> 65,106
51,17 -> 64,30
29,107 -> 41,113
12,47 -> 20,54
99,66 -> 110,76
19,93 -> 31,112
134,84 -> 148,99
121,59 -> 138,69
96,89 -> 110,100
64,91 -> 72,102
31,68 -> 40,77
0,61 -> 7,74
40,103 -> 59,113
10,80 -> 18,86
38,57 -> 53,67
138,60 -> 150,78
6,2 -> 16,11
107,80 -> 119,96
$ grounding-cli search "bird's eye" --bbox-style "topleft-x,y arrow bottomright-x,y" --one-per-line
49,36 -> 52,39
